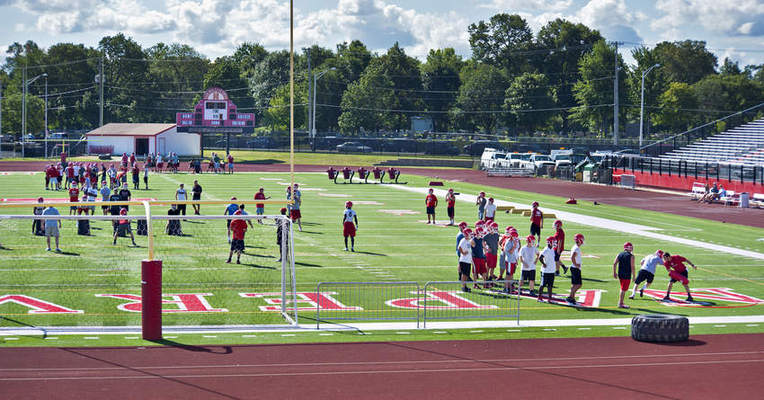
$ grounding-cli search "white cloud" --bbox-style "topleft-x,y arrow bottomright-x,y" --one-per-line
481,0 -> 573,12
20,0 -> 176,34
652,0 -> 764,38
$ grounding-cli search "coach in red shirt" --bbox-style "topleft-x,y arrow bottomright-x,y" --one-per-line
425,188 -> 438,224
662,253 -> 697,302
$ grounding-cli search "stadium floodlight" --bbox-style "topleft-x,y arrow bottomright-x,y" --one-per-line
21,72 -> 47,158
312,67 -> 336,145
639,63 -> 661,150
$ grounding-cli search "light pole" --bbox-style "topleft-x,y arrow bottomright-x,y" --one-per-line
640,63 -> 660,149
311,67 -> 336,151
22,72 -> 47,158
44,74 -> 48,158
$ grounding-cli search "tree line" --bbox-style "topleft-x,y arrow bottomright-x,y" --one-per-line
1,13 -> 762,140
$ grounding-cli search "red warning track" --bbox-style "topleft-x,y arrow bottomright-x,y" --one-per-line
1,161 -> 762,228
0,334 -> 761,399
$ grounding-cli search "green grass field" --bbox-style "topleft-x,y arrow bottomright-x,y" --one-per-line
0,170 -> 762,346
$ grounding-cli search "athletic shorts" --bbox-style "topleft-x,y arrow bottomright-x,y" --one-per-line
635,270 -> 654,285
509,262 -> 517,276
290,209 -> 301,220
541,272 -> 555,288
486,253 -> 497,269
473,258 -> 487,275
669,270 -> 689,285
484,216 -> 494,222
447,206 -> 454,218
70,206 -> 78,212
343,221 -> 356,237
230,239 -> 244,252
256,207 -> 264,215
530,223 -> 541,236
619,278 -> 631,291
459,262 -> 471,279
192,194 -> 201,201
522,270 -> 536,282
554,250 -> 561,262
44,225 -> 59,237
228,163 -> 234,170
570,267 -> 582,285
117,223 -> 131,235
426,206 -> 435,215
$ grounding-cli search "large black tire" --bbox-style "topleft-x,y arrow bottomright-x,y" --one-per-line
631,314 -> 689,342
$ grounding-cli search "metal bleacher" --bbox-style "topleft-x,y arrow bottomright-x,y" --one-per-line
660,118 -> 764,166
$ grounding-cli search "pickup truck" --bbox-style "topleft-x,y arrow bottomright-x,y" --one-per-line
497,152 -> 532,168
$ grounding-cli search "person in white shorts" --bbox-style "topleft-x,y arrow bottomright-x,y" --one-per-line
519,235 -> 539,295
42,205 -> 62,252
458,228 -> 475,293
567,233 -> 585,305
630,249 -> 665,299
538,236 -> 557,302
502,228 -> 520,293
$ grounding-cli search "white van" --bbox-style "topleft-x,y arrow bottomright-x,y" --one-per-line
480,148 -> 506,169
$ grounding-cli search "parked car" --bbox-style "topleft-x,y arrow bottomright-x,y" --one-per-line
246,137 -> 278,149
496,152 -> 529,168
336,141 -> 373,153
525,154 -> 555,170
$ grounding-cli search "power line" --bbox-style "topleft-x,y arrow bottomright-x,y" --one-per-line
317,103 -> 612,114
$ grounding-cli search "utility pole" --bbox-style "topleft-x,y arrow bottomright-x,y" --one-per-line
306,48 -> 312,151
99,56 -> 104,127
613,41 -> 620,147
44,75 -> 48,158
22,66 -> 26,158
0,82 -> 3,142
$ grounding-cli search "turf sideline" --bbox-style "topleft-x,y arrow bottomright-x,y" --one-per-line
2,315 -> 762,335
392,185 -> 764,261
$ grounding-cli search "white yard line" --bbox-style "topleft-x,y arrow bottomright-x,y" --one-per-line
389,185 -> 764,261
2,315 -> 763,336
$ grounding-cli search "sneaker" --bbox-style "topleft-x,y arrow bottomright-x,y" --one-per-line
628,294 -> 635,300
562,265 -> 568,274
236,259 -> 241,264
530,290 -> 537,296
618,304 -> 630,309
113,240 -> 117,245
276,258 -> 282,262
555,271 -> 560,276
226,259 -> 231,264
46,248 -> 51,252
566,297 -> 576,305
344,248 -> 349,251
462,286 -> 469,293
55,248 -> 62,253
639,288 -> 644,298
351,247 -> 355,252
662,296 -> 671,302
132,241 -> 137,246
686,296 -> 694,302
537,296 -> 544,302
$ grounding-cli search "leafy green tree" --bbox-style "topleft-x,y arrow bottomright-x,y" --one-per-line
232,42 -> 267,79
692,74 -> 764,114
99,34 -> 150,123
451,61 -> 508,132
504,72 -> 556,133
468,13 -> 533,74
535,19 -> 603,130
653,40 -> 717,85
250,50 -> 290,120
719,57 -> 743,76
628,46 -> 667,136
570,40 -> 628,135
654,82 -> 700,132
145,43 -> 209,122
1,92 -> 44,135
420,48 -> 463,131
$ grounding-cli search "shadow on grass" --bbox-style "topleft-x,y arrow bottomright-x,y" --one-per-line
245,245 -> 265,249
244,253 -> 275,259
56,250 -> 80,256
295,261 -> 324,268
0,316 -> 47,338
300,231 -> 323,235
0,246 -> 11,251
352,250 -> 387,256
582,277 -> 606,283
240,159 -> 284,165
240,262 -> 276,270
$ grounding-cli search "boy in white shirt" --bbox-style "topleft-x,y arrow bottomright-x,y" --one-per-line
538,236 -> 557,302
502,228 -> 520,294
519,235 -> 539,296
567,233 -> 585,305
458,228 -> 476,293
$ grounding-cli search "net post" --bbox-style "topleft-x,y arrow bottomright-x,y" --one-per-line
142,200 -> 154,260
141,259 -> 162,340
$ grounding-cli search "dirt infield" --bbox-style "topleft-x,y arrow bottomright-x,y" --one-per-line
1,161 -> 761,228
0,334 -> 761,399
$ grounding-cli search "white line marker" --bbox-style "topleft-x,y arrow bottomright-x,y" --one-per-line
4,338 -> 18,340
83,337 -> 99,340
203,335 -> 217,338
44,337 -> 59,340
165,336 -> 178,339
612,327 -> 627,330
543,328 -> 557,331
396,332 -> 411,335
507,329 -> 521,332
746,324 -> 759,327
125,337 -> 139,340
578,328 -> 591,330
714,325 -> 727,328
319,333 -> 334,336
469,330 -> 484,333
433,331 -> 448,334
281,334 -> 295,337
242,335 -> 257,338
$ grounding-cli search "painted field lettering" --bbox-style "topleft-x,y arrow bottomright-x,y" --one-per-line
95,293 -> 227,313
0,295 -> 83,314
387,291 -> 498,310
241,292 -> 362,312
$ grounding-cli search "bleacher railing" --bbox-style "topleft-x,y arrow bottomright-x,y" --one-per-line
640,102 -> 764,157
604,155 -> 764,185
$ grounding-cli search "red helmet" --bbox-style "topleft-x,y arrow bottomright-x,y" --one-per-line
120,208 -> 127,215
489,221 -> 499,232
655,249 -> 664,258
458,221 -> 468,229
574,233 -> 585,244
475,226 -> 487,238
448,188 -> 454,192
510,230 -> 519,238
526,235 -> 536,244
505,225 -> 514,233
479,191 -> 485,196
532,201 -> 539,207
345,201 -> 353,208
37,197 -> 44,202
488,197 -> 494,202
624,242 -> 633,251
546,236 -> 557,244
554,220 -> 562,228
463,228 -> 474,239
475,220 -> 486,227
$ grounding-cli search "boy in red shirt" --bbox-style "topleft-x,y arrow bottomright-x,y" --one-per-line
227,210 -> 248,264
662,252 -> 698,302
425,188 -> 438,224
254,187 -> 270,224
68,183 -> 80,215
445,188 -> 456,226
553,220 -> 568,276
530,201 -> 543,244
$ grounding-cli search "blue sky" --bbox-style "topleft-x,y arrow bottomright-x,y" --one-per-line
1,0 -> 762,67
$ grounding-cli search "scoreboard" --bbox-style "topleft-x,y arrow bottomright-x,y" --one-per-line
176,87 -> 255,133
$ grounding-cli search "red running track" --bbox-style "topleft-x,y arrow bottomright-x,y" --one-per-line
0,334 -> 762,399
